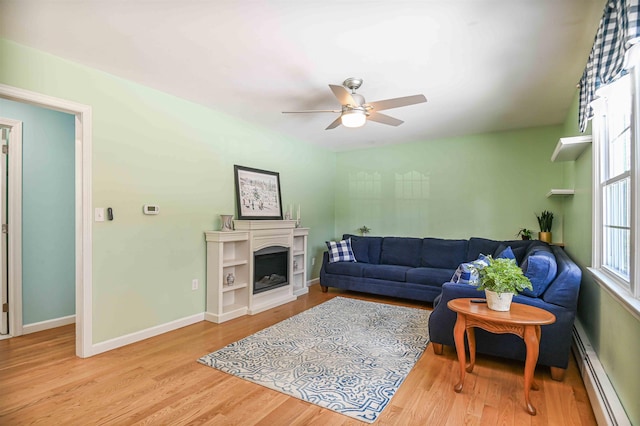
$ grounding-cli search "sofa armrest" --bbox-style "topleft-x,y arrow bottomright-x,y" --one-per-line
319,251 -> 329,283
541,246 -> 582,310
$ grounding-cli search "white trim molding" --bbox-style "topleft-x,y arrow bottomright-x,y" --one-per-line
91,313 -> 205,356
572,320 -> 631,426
23,315 -> 76,335
0,84 -> 93,358
0,117 -> 23,337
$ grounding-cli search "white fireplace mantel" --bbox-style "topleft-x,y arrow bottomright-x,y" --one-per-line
233,219 -> 298,231
234,220 -> 297,314
204,220 -> 308,323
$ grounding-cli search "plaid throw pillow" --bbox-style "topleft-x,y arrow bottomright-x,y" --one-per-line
326,238 -> 356,263
451,254 -> 491,285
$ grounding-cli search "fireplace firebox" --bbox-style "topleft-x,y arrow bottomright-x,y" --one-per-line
253,246 -> 289,294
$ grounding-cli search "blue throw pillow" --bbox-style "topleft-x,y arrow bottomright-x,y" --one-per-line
451,255 -> 491,285
326,238 -> 356,263
520,251 -> 557,297
494,244 -> 516,261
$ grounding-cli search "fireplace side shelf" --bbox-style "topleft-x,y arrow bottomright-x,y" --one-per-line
204,230 -> 250,323
292,228 -> 309,296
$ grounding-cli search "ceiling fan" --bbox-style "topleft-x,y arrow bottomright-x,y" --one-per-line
282,78 -> 427,130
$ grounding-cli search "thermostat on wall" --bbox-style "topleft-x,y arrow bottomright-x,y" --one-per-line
143,204 -> 160,215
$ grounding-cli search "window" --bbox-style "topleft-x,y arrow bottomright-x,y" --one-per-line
591,55 -> 640,314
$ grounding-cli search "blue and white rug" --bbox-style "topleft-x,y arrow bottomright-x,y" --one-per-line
198,297 -> 430,423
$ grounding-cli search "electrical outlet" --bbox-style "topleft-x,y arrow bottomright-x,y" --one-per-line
192,279 -> 198,290
311,258 -> 315,266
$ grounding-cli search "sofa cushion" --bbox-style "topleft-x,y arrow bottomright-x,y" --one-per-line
520,250 -> 557,297
363,264 -> 412,281
380,237 -> 423,267
451,255 -> 491,285
407,267 -> 457,287
512,246 -> 527,264
525,242 -> 552,256
421,238 -> 469,269
326,239 -> 356,263
467,238 -> 502,261
323,261 -> 369,277
343,234 -> 382,264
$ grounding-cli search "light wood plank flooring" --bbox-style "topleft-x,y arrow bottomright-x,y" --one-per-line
0,284 -> 596,425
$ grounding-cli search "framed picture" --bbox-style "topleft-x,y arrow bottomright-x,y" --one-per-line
234,165 -> 283,220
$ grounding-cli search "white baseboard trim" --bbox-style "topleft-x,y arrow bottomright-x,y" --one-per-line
90,312 -> 205,356
23,315 -> 76,334
307,277 -> 320,286
572,320 -> 631,426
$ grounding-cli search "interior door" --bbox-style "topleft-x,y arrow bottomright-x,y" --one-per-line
1,127 -> 8,334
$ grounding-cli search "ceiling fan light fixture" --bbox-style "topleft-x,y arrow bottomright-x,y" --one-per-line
341,109 -> 367,128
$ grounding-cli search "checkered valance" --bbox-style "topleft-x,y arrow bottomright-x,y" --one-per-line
579,0 -> 640,132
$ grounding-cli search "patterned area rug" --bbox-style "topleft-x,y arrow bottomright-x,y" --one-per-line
198,297 -> 430,423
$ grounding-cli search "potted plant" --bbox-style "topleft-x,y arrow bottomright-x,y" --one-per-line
535,210 -> 554,243
516,228 -> 533,240
477,256 -> 533,311
358,225 -> 371,236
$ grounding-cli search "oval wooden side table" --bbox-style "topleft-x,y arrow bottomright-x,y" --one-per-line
447,298 -> 556,416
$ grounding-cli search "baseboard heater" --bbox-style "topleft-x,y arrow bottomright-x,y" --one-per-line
572,321 -> 631,426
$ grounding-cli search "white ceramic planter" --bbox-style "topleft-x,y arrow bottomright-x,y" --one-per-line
485,290 -> 514,311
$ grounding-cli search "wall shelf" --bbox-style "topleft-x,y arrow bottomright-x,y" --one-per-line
551,135 -> 592,162
547,189 -> 575,197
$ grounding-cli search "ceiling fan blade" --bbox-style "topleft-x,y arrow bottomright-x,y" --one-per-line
282,110 -> 341,113
367,111 -> 404,126
329,84 -> 359,106
325,116 -> 342,130
367,94 -> 427,111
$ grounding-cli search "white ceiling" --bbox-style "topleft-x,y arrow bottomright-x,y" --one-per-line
0,0 -> 605,151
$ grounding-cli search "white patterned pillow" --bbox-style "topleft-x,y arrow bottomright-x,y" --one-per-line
451,254 -> 491,285
326,238 -> 356,263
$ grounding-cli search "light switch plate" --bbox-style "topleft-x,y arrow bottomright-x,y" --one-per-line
95,207 -> 105,222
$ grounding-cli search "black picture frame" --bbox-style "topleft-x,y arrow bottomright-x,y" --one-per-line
234,165 -> 283,220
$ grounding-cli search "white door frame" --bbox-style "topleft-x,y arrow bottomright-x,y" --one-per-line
0,84 -> 93,358
0,118 -> 22,338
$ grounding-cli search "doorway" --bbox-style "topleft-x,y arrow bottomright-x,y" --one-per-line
0,84 -> 92,357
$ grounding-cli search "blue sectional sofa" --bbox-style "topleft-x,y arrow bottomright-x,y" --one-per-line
320,234 -> 553,302
320,234 -> 582,380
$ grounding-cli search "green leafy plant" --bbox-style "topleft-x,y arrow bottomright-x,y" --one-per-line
477,256 -> 533,294
535,210 -> 554,232
516,228 -> 533,239
358,225 -> 371,236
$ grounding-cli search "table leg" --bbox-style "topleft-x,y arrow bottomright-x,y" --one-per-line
530,325 -> 542,391
523,325 -> 541,415
453,313 -> 467,393
466,327 -> 476,373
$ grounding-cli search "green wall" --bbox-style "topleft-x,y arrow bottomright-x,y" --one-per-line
0,98 -> 76,325
0,39 -> 336,343
561,91 -> 640,424
334,126 -> 567,241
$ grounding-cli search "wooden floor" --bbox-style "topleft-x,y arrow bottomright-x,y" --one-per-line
0,284 -> 596,425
